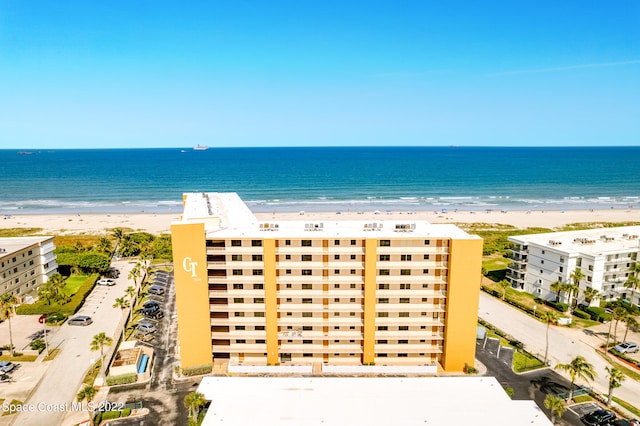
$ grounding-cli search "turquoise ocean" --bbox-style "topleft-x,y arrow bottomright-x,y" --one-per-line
1,146 -> 639,214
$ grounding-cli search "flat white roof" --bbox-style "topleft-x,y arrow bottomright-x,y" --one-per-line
197,376 -> 551,426
177,192 -> 477,240
509,226 -> 640,256
0,236 -> 53,257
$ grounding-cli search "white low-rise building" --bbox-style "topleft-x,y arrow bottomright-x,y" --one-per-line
0,236 -> 57,302
507,226 -> 640,306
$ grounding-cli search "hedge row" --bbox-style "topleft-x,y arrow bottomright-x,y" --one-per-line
94,408 -> 132,424
573,309 -> 591,319
584,307 -> 612,323
544,301 -> 569,312
182,363 -> 212,377
16,274 -> 99,316
105,373 -> 137,386
610,348 -> 640,369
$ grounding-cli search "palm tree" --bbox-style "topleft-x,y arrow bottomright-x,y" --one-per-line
605,366 -> 625,406
561,283 -> 578,314
544,394 -> 566,424
569,268 -> 585,310
97,236 -> 113,256
624,270 -> 639,307
184,391 -> 207,425
0,294 -> 17,357
555,356 -> 596,401
125,286 -> 136,322
583,287 -> 600,306
47,273 -> 67,303
111,228 -> 124,255
498,279 -> 510,300
623,316 -> 638,342
605,315 -> 614,353
77,385 -> 98,426
612,307 -> 628,343
90,332 -> 114,376
542,310 -> 558,365
550,280 -> 563,303
113,297 -> 130,339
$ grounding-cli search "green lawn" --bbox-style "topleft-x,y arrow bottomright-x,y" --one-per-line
63,275 -> 89,296
513,351 -> 545,373
612,397 -> 640,418
482,254 -> 511,272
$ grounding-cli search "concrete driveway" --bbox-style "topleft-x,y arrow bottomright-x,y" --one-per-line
13,260 -> 138,426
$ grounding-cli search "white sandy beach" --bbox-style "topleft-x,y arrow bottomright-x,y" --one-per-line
2,208 -> 640,236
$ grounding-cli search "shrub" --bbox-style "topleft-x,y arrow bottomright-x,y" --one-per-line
93,413 -> 102,424
122,408 -> 132,417
609,349 -> 640,368
105,373 -> 138,386
573,309 -> 590,319
30,339 -> 46,353
182,363 -> 213,376
544,301 -> 568,312
16,274 -> 98,316
101,410 -> 122,420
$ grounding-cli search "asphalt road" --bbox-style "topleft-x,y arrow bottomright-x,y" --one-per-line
479,292 -> 640,405
15,261 -> 136,426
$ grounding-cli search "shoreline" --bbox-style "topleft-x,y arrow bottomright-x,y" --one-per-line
2,208 -> 640,236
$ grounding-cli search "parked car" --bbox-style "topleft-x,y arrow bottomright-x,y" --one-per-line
106,267 -> 120,278
581,409 -> 616,426
142,301 -> 160,312
68,315 -> 93,326
608,419 -> 640,426
132,331 -> 154,342
136,322 -> 157,334
0,362 -> 16,373
38,313 -> 49,323
613,342 -> 638,354
0,373 -> 12,383
96,278 -> 116,286
148,285 -> 165,295
143,310 -> 165,319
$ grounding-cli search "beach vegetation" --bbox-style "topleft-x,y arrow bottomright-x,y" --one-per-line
0,228 -> 43,237
455,223 -> 553,256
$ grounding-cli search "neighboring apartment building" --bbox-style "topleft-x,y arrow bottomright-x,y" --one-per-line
507,226 -> 640,306
171,193 -> 483,373
0,236 -> 58,302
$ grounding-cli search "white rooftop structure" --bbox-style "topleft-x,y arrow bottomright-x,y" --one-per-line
0,236 -> 54,255
197,376 -> 552,426
178,192 -> 475,240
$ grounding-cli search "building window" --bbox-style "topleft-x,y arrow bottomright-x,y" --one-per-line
302,283 -> 312,290
379,269 -> 390,276
302,255 -> 312,261
252,254 -> 263,261
233,298 -> 244,303
351,240 -> 357,245
400,283 -> 410,290
350,269 -> 356,275
285,254 -> 291,260
231,240 -> 242,246
334,269 -> 340,274
334,240 -> 340,245
379,255 -> 390,261
255,326 -> 265,331
433,312 -> 439,319
334,284 -> 340,289
401,254 -> 412,261
378,312 -> 389,317
398,353 -> 408,358
302,312 -> 313,317
422,269 -> 429,274
233,284 -> 243,289
377,340 -> 388,344
234,312 -> 245,317
303,326 -> 312,331
302,269 -> 312,276
421,298 -> 428,302
377,326 -> 388,331
334,298 -> 340,302
233,269 -> 243,276
254,298 -> 264,303
302,298 -> 312,304
252,240 -> 262,247
302,240 -> 312,247
334,254 -> 340,260
286,283 -> 292,288
378,298 -> 389,304
399,325 -> 408,331
235,326 -> 245,330
254,312 -> 265,317
253,284 -> 264,289
424,240 -> 430,245
400,298 -> 410,303
253,269 -> 263,276
380,240 -> 390,246
286,269 -> 292,274
401,269 -> 411,275
399,340 -> 408,344
285,240 -> 291,245
236,340 -> 246,344
231,255 -> 242,261
256,339 -> 265,343
378,284 -> 389,290
423,254 -> 430,260
286,298 -> 292,302
399,312 -> 409,317
350,255 -> 356,260
350,284 -> 356,288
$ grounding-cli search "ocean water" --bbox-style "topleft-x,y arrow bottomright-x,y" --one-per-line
1,147 -> 639,214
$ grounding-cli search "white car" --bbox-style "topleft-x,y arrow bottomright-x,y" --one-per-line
614,342 -> 638,354
96,278 -> 116,286
0,362 -> 16,373
136,322 -> 157,334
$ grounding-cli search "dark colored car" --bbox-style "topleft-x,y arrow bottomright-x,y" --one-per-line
142,301 -> 160,313
608,420 -> 640,426
582,409 -> 616,426
143,310 -> 165,319
148,285 -> 165,295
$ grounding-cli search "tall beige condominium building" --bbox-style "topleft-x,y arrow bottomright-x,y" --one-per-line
172,193 -> 482,372
0,236 -> 58,302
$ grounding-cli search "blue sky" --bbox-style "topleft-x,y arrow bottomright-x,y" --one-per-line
1,1 -> 639,148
